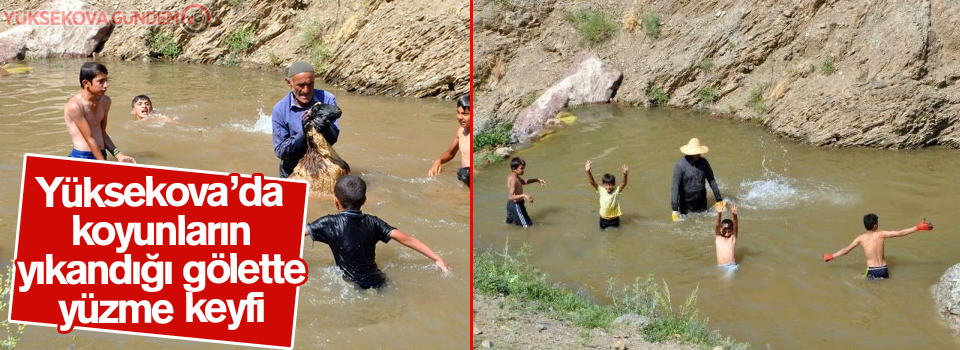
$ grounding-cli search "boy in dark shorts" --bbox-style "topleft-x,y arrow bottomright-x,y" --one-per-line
303,174 -> 450,289
506,157 -> 545,227
585,160 -> 628,229
823,214 -> 933,279
427,95 -> 471,187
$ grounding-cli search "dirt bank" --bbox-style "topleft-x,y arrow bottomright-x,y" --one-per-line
2,0 -> 469,99
474,0 -> 960,148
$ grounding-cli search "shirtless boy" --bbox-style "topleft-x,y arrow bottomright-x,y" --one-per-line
427,95 -> 472,187
823,214 -> 933,279
64,62 -> 135,163
131,95 -> 175,123
715,202 -> 739,273
506,157 -> 545,227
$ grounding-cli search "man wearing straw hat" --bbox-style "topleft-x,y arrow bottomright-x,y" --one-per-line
670,138 -> 723,221
272,61 -> 340,178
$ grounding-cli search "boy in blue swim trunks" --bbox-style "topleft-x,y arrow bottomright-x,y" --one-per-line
585,160 -> 628,229
715,202 -> 739,272
823,214 -> 934,279
303,174 -> 450,289
64,62 -> 135,163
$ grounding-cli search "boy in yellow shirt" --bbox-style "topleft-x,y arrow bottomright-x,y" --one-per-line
585,160 -> 628,229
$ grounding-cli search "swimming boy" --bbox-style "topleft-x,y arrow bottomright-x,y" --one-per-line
427,95 -> 471,187
303,174 -> 450,289
506,157 -> 545,227
715,202 -> 739,272
585,160 -> 628,229
64,62 -> 135,163
131,95 -> 175,123
131,95 -> 153,120
823,214 -> 934,279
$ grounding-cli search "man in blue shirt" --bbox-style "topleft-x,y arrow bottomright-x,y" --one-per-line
272,61 -> 340,178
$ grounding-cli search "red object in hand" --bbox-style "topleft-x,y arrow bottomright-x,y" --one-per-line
916,221 -> 934,231
824,253 -> 834,262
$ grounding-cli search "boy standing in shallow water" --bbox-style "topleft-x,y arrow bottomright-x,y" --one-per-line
715,202 -> 739,273
823,214 -> 933,279
303,174 -> 450,289
506,157 -> 545,227
585,160 -> 628,229
64,62 -> 135,163
427,95 -> 472,187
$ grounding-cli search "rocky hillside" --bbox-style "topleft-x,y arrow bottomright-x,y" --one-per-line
475,0 -> 960,148
1,0 -> 469,99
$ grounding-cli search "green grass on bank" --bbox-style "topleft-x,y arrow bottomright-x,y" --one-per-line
147,30 -> 181,59
474,244 -> 748,349
566,8 -> 617,44
474,120 -> 513,151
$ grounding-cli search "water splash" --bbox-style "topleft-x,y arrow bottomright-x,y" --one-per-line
227,108 -> 272,134
738,160 -> 854,210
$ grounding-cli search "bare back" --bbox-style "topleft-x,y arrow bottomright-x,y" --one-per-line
65,93 -> 110,152
857,231 -> 887,267
457,126 -> 470,168
715,235 -> 737,265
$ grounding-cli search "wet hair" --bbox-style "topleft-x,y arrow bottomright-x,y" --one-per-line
334,174 -> 367,210
602,174 -> 615,185
457,94 -> 471,110
721,219 -> 733,227
863,213 -> 879,230
131,95 -> 151,108
510,157 -> 526,170
79,62 -> 107,87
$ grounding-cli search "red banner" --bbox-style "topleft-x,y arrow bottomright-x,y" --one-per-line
9,154 -> 309,349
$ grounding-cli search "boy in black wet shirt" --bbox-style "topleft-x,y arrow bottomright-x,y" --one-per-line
304,174 -> 450,289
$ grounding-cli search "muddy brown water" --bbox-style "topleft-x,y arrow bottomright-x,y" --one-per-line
0,59 -> 469,349
473,105 -> 960,349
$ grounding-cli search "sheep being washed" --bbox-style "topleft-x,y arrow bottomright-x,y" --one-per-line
289,102 -> 350,196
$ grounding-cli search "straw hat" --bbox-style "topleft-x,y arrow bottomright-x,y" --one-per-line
679,138 -> 709,155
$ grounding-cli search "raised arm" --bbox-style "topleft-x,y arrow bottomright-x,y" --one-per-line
390,229 -> 450,272
65,101 -> 104,161
526,178 -> 546,186
428,134 -> 459,176
824,236 -> 861,262
883,220 -> 934,238
585,160 -> 598,189
619,164 -> 629,191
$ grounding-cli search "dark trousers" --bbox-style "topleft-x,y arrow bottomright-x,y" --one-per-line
279,159 -> 299,179
506,200 -> 532,227
678,190 -> 708,215
599,216 -> 620,230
